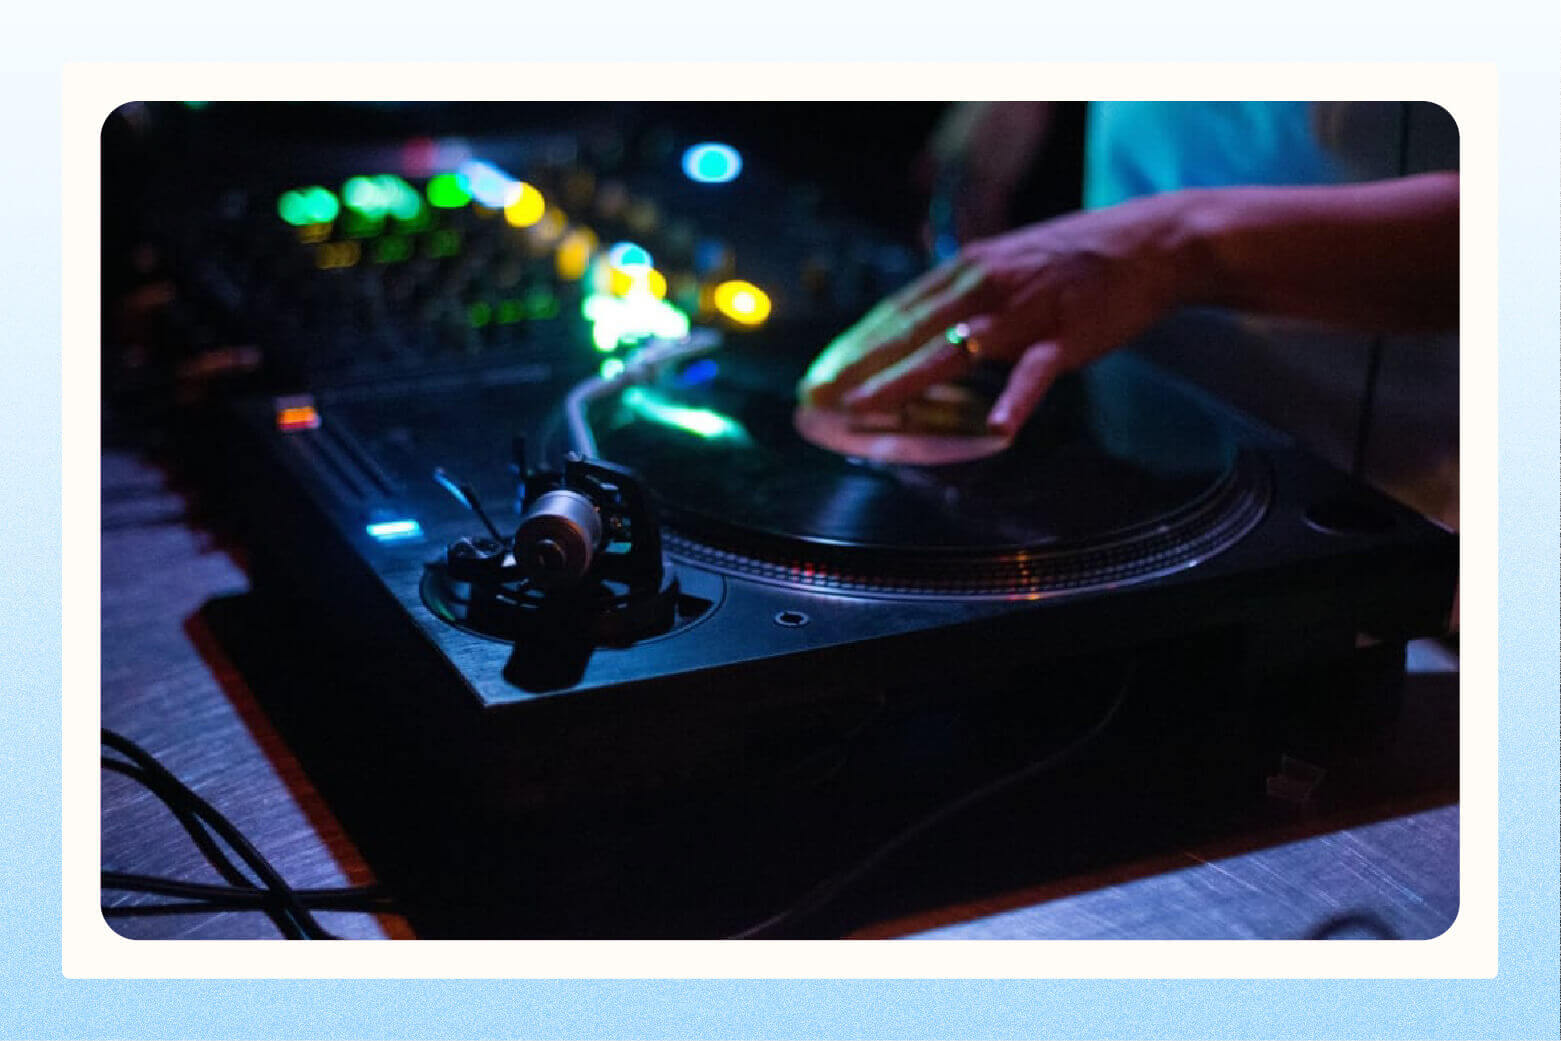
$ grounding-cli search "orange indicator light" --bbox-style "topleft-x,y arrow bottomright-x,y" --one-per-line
275,401 -> 321,432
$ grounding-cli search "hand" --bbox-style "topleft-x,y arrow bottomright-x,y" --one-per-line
799,191 -> 1205,435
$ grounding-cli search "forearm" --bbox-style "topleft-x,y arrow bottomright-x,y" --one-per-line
1172,172 -> 1459,332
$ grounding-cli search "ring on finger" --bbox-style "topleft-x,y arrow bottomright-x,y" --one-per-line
944,321 -> 983,360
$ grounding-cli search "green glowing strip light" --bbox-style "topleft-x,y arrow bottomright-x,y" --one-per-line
622,387 -> 747,441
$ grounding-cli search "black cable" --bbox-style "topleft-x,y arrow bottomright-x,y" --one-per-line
102,895 -> 389,919
103,748 -> 304,935
102,731 -> 331,938
1350,342 -> 1384,478
101,872 -> 394,920
102,760 -> 265,892
102,871 -> 390,907
101,729 -> 336,939
728,663 -> 1136,939
1303,911 -> 1401,940
1350,100 -> 1415,478
101,755 -> 307,939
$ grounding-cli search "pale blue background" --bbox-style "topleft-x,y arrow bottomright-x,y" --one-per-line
4,3 -> 1557,1036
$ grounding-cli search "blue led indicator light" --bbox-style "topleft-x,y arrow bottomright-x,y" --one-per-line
366,519 -> 424,541
682,143 -> 742,184
676,358 -> 720,387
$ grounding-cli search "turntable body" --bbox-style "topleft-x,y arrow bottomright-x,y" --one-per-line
229,327 -> 1455,809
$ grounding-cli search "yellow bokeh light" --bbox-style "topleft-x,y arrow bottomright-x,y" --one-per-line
314,241 -> 362,270
646,268 -> 668,299
712,279 -> 771,325
502,182 -> 546,228
554,228 -> 598,282
607,264 -> 667,300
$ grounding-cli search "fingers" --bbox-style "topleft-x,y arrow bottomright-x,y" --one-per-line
987,342 -> 1067,436
841,314 -> 996,413
828,267 -> 987,387
847,256 -> 973,345
888,252 -> 974,311
799,256 -> 989,406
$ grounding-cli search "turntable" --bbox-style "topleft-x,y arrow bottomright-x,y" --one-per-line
100,105 -> 1461,940
227,317 -> 1456,811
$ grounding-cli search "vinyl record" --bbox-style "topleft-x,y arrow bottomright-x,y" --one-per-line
588,344 -> 1269,599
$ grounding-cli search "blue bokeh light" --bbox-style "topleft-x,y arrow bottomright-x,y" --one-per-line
607,241 -> 653,271
456,159 -> 519,209
676,358 -> 720,387
681,143 -> 742,184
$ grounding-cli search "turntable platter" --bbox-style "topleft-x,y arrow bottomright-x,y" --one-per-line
589,345 -> 1270,599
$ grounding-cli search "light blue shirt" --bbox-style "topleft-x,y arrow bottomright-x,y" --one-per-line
1084,101 -> 1347,209
1078,101 -> 1459,523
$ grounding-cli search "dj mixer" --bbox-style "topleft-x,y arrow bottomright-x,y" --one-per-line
104,102 -> 921,402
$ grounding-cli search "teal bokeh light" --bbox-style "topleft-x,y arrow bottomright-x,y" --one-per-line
278,186 -> 339,225
607,241 -> 652,271
681,143 -> 742,184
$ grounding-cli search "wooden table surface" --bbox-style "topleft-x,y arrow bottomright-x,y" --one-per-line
100,448 -> 1459,941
